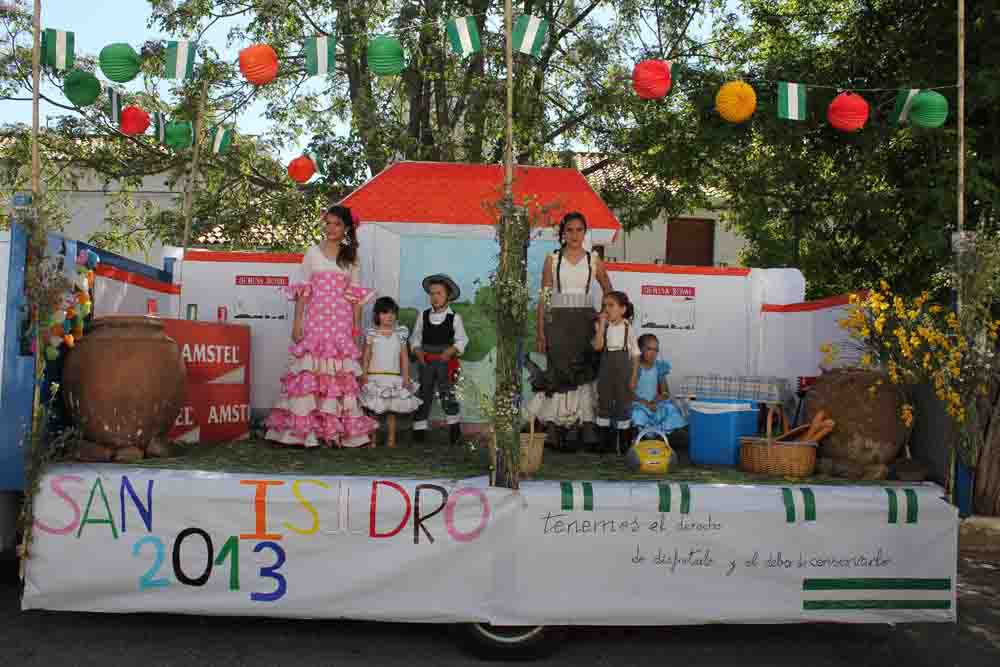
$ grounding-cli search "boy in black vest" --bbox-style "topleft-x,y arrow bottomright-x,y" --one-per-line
410,274 -> 468,444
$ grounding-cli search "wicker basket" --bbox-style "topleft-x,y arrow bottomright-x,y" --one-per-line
489,421 -> 546,477
739,406 -> 817,478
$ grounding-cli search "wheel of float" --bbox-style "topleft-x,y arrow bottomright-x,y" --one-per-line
454,623 -> 563,660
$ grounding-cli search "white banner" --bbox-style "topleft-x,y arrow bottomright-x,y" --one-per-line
24,466 -> 957,625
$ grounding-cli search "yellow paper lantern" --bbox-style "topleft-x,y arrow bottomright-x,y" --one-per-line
716,80 -> 757,123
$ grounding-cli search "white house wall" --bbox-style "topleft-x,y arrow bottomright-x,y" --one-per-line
54,171 -> 182,267
603,208 -> 746,266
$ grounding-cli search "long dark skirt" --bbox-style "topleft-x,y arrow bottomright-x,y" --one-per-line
536,307 -> 598,395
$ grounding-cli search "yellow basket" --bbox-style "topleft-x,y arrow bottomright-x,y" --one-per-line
625,429 -> 674,475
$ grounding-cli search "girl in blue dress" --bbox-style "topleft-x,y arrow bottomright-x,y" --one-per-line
629,333 -> 687,434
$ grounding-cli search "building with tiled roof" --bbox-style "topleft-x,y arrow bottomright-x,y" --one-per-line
570,152 -> 744,267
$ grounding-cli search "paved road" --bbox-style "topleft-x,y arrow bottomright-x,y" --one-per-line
2,557 -> 997,666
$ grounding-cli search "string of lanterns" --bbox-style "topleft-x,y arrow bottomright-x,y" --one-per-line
40,18 -> 953,191
631,59 -> 950,132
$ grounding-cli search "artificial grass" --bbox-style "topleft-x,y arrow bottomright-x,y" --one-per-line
127,429 -> 889,486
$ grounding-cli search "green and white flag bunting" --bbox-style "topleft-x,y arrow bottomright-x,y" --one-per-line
304,35 -> 336,76
891,88 -> 921,124
42,28 -> 75,70
512,15 -> 547,58
446,16 -> 481,58
885,488 -> 919,524
657,482 -> 691,514
802,578 -> 952,611
165,40 -> 197,80
153,112 -> 168,143
782,487 -> 817,523
108,88 -> 123,125
777,81 -> 807,121
305,151 -> 325,174
560,482 -> 594,511
209,127 -> 233,154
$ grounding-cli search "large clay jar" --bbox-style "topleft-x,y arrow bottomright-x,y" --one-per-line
804,368 -> 908,467
63,316 -> 186,461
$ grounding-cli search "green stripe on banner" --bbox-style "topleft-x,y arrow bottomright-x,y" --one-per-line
905,489 -> 919,524
782,487 -> 795,523
886,488 -> 898,524
680,483 -> 691,515
802,487 -> 816,522
803,578 -> 951,591
560,482 -> 572,511
657,483 -> 670,512
804,600 -> 951,611
582,482 -> 594,511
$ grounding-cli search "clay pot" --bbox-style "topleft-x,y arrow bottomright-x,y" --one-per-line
804,368 -> 907,466
63,316 -> 186,459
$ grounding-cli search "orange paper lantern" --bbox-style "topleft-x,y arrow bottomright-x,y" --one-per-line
288,155 -> 316,183
120,106 -> 150,135
67,307 -> 77,319
50,325 -> 64,338
239,44 -> 279,86
632,60 -> 672,100
827,92 -> 869,132
63,334 -> 75,348
87,270 -> 95,288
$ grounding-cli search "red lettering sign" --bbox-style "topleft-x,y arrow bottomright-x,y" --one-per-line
235,275 -> 290,287
641,285 -> 696,297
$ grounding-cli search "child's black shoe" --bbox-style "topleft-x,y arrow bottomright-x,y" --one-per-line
449,423 -> 462,445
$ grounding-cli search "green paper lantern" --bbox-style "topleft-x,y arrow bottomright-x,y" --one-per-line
910,90 -> 949,129
64,69 -> 101,107
164,121 -> 194,150
367,36 -> 405,76
45,345 -> 59,362
99,43 -> 141,83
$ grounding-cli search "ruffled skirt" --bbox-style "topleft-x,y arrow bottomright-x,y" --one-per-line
361,375 -> 422,414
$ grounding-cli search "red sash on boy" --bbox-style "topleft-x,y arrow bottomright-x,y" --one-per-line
424,352 -> 460,382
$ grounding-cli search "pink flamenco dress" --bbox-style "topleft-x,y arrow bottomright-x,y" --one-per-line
266,247 -> 379,448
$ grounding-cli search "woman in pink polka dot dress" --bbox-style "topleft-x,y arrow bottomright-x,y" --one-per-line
266,206 -> 378,448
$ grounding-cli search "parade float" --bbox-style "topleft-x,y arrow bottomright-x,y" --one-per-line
2,0 -> 980,660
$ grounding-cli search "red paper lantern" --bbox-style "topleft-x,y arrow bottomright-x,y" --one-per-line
239,44 -> 279,86
288,155 -> 316,183
827,92 -> 869,132
632,60 -> 672,100
120,106 -> 150,135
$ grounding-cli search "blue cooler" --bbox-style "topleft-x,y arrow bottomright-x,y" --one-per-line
688,399 -> 759,465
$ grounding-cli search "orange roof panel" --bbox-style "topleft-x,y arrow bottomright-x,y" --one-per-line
340,161 -> 621,234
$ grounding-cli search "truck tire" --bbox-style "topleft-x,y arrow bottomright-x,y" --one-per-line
454,623 -> 563,660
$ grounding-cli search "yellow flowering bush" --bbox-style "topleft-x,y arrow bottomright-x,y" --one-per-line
834,279 -> 999,465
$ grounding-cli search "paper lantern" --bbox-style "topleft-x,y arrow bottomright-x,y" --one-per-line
64,69 -> 101,107
49,335 -> 63,348
368,36 -> 405,76
120,106 -> 150,135
87,270 -> 95,288
288,155 -> 316,183
86,250 -> 100,268
63,334 -> 75,348
49,324 -> 64,338
99,43 -> 141,83
910,91 -> 949,129
239,44 -> 279,85
45,346 -> 59,361
716,81 -> 757,123
827,92 -> 869,132
81,302 -> 92,317
632,60 -> 672,100
164,121 -> 194,150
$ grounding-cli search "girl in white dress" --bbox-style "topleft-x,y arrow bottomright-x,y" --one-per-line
360,297 -> 421,447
